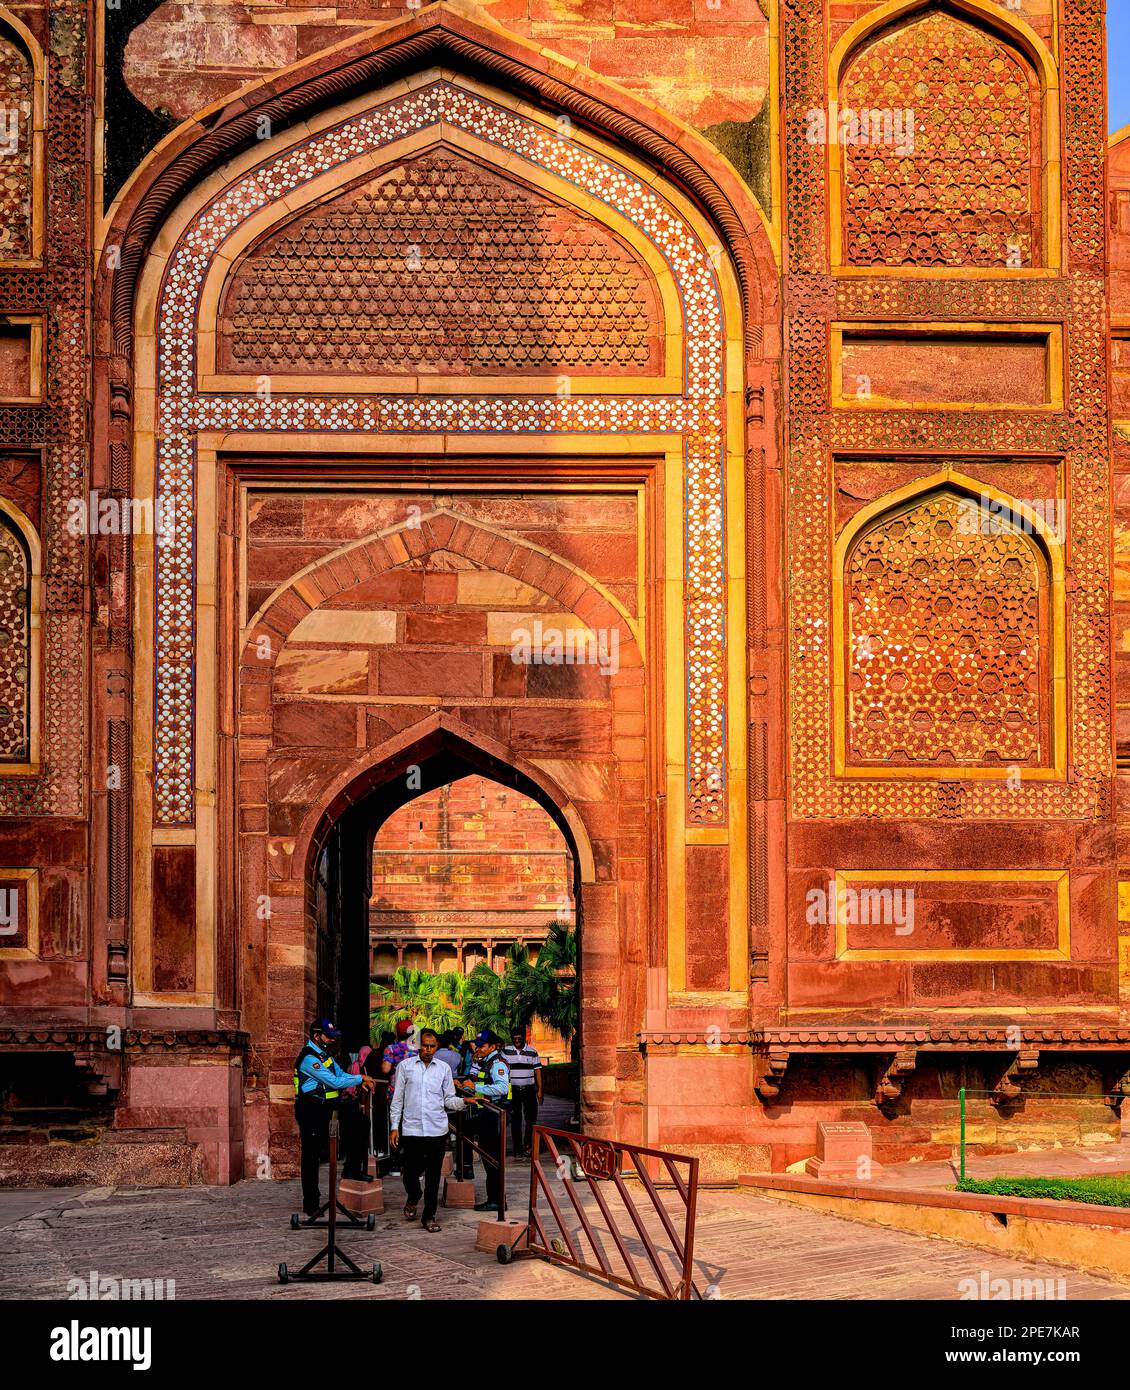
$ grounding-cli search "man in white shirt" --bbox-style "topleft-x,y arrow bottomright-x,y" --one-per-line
389,1027 -> 465,1231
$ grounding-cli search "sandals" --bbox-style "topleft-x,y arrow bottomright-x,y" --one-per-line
403,1201 -> 440,1230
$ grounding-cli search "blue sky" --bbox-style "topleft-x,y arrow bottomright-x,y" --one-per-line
1113,2 -> 1130,132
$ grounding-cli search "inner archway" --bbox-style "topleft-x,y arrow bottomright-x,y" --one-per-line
368,774 -> 576,1063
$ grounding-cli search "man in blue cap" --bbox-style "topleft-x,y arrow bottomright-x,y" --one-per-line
455,1030 -> 511,1211
293,1018 -> 373,1217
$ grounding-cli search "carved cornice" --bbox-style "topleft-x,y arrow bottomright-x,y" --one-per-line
0,1027 -> 249,1052
638,1027 -> 1130,1051
639,1031 -> 754,1047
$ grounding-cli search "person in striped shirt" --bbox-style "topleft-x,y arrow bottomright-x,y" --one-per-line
501,1027 -> 543,1158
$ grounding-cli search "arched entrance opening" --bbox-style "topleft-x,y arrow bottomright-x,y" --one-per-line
368,774 -> 577,1061
280,716 -> 594,1168
306,732 -> 583,1078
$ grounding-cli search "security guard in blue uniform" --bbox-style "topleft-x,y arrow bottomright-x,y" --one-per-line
293,1018 -> 373,1216
455,1030 -> 510,1211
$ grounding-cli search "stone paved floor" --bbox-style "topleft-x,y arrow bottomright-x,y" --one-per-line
1,1172 -> 1126,1301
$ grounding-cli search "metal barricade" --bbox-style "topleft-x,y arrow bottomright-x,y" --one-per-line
372,1077 -> 391,1161
451,1101 -> 508,1219
499,1125 -> 700,1300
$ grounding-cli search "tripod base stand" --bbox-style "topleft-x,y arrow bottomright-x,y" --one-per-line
290,1205 -> 376,1232
279,1110 -> 381,1285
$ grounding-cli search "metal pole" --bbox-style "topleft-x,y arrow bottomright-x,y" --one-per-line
327,1108 -> 339,1273
959,1086 -> 965,1182
498,1104 -> 507,1221
455,1111 -> 465,1180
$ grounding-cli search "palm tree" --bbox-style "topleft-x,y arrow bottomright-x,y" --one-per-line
368,924 -> 578,1050
462,960 -> 511,1037
499,940 -> 541,1030
533,919 -> 579,1051
369,966 -> 467,1041
501,921 -> 578,1050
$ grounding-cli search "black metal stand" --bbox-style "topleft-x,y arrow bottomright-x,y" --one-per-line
288,1093 -> 377,1232
290,1201 -> 375,1233
279,1110 -> 381,1285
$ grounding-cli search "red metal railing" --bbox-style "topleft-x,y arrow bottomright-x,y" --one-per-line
452,1101 -> 508,1220
501,1125 -> 700,1300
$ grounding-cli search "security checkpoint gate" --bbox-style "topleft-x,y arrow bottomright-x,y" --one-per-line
498,1125 -> 701,1300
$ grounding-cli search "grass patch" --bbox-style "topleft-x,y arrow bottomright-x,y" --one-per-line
955,1174 -> 1130,1208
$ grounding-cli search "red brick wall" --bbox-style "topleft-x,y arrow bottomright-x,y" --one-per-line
246,490 -> 639,625
371,774 -> 574,926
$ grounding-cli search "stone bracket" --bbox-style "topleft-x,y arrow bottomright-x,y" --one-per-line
873,1048 -> 917,1112
990,1047 -> 1040,1107
754,1046 -> 790,1103
73,1049 -> 123,1099
1101,1063 -> 1130,1109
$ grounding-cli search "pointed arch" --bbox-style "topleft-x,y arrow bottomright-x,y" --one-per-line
829,0 -> 1061,271
242,505 -> 642,656
831,0 -> 1059,89
103,4 -> 778,355
832,467 -> 1066,779
292,710 -> 598,893
0,7 -> 46,265
256,707 -> 602,1144
198,131 -> 681,394
0,495 -> 40,772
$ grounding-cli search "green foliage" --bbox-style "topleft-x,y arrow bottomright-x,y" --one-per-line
955,1175 -> 1130,1208
503,920 -> 578,1049
369,967 -> 467,1041
368,922 -> 578,1048
462,961 -> 511,1037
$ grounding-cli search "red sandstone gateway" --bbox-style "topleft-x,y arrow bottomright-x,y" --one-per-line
0,0 -> 1127,1191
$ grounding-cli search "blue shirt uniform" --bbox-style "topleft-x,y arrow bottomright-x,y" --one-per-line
471,1051 -> 511,1101
294,1039 -> 365,1099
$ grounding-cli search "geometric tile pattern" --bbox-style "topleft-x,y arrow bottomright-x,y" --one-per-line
842,10 -> 1040,268
0,0 -> 88,819
154,82 -> 727,825
844,491 -> 1046,768
0,35 -> 33,260
785,0 -> 1110,821
221,149 -> 661,376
